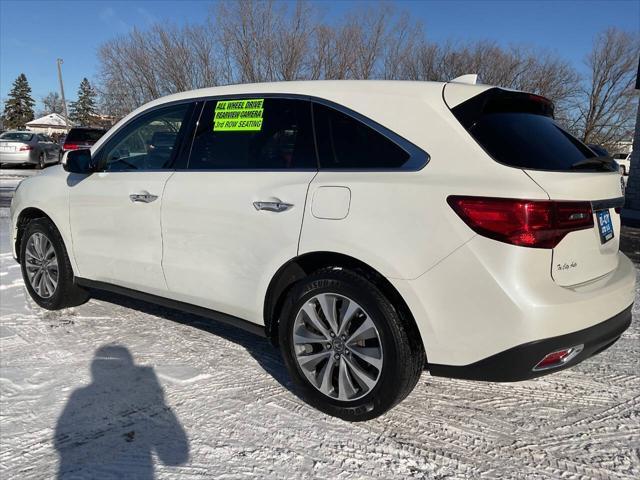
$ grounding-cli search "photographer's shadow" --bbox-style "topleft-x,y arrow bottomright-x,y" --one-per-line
54,345 -> 188,480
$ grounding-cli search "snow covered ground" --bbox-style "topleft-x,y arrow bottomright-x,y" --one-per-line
1,212 -> 639,480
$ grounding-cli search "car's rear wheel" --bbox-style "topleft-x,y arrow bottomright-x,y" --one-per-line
279,269 -> 424,421
37,153 -> 45,169
20,218 -> 89,310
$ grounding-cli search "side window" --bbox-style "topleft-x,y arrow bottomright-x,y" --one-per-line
101,103 -> 191,171
37,134 -> 46,142
188,98 -> 316,170
313,103 -> 410,169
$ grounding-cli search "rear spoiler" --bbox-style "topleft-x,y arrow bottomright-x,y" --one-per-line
444,73 -> 494,109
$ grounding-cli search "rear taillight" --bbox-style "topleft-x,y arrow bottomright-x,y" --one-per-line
447,196 -> 594,248
63,143 -> 79,150
18,145 -> 33,151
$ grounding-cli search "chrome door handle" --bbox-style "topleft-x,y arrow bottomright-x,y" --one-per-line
129,191 -> 158,203
253,201 -> 294,212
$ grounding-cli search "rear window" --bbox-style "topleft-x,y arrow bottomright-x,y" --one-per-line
452,89 -> 612,172
0,132 -> 33,142
65,128 -> 106,143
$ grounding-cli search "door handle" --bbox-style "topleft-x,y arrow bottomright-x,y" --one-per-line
253,200 -> 294,212
129,191 -> 158,203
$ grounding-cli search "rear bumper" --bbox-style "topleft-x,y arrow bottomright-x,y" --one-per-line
428,304 -> 632,381
0,151 -> 37,164
390,235 -> 636,367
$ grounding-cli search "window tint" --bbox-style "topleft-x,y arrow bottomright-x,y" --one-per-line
452,88 -> 611,172
66,128 -> 106,143
188,98 -> 316,170
313,103 -> 410,169
101,104 -> 190,171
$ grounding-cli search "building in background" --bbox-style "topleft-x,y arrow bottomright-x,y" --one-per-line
25,113 -> 72,136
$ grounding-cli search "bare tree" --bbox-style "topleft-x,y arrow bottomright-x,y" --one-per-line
308,23 -> 358,80
382,13 -> 423,80
394,39 -> 580,122
575,28 -> 640,148
94,0 -> 632,140
273,1 -> 316,80
41,91 -> 65,115
349,6 -> 390,79
97,20 -> 232,118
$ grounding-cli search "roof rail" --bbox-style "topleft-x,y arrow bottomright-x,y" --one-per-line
450,74 -> 480,85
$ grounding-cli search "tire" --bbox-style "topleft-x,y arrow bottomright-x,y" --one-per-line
20,218 -> 89,310
37,153 -> 45,169
279,268 -> 424,421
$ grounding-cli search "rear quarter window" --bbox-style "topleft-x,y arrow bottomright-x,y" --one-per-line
313,103 -> 411,169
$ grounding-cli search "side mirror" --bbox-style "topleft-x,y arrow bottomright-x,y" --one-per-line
64,149 -> 96,174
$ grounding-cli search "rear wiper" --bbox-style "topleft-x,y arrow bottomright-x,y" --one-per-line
570,156 -> 616,171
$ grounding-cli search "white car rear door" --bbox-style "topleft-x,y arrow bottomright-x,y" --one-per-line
161,97 -> 317,324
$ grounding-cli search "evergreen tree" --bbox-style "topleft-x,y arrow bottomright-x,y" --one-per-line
2,74 -> 35,129
69,78 -> 98,126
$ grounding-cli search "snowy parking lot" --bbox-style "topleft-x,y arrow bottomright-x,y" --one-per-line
1,210 -> 639,479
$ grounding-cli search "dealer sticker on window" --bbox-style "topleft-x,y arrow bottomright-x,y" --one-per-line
213,99 -> 264,132
596,209 -> 614,244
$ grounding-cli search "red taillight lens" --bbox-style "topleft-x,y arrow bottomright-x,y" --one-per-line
18,145 -> 33,151
447,196 -> 594,248
533,345 -> 584,371
63,143 -> 79,150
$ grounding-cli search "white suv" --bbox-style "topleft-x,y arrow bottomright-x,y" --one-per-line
10,80 -> 635,421
614,152 -> 631,176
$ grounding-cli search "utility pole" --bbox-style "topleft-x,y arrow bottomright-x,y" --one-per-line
56,58 -> 69,132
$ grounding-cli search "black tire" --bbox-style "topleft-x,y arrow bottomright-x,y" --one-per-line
20,218 -> 89,310
279,268 -> 424,421
37,153 -> 45,169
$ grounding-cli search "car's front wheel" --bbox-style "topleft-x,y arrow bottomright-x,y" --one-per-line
20,218 -> 89,310
279,269 -> 424,421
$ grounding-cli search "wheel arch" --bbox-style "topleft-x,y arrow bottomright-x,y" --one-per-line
14,207 -> 55,262
263,251 -> 425,357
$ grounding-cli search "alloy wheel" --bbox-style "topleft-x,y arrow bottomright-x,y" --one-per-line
25,232 -> 59,298
292,293 -> 383,401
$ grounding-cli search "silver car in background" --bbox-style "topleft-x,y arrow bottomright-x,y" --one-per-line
0,131 -> 60,169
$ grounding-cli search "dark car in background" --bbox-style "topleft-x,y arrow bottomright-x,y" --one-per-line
61,127 -> 107,160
